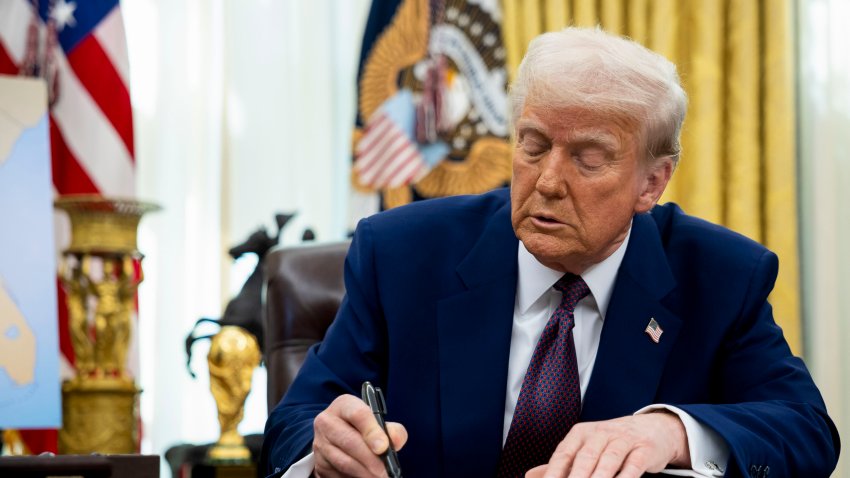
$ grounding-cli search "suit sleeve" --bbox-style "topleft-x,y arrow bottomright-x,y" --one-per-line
260,219 -> 388,475
676,250 -> 840,478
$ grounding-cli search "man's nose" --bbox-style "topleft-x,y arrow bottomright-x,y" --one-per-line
535,156 -> 569,198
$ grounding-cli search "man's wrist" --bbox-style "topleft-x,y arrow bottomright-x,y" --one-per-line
654,410 -> 691,468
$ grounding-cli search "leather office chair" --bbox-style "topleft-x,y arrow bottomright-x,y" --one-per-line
262,241 -> 350,411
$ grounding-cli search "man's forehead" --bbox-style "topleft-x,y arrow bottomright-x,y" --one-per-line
516,109 -> 632,145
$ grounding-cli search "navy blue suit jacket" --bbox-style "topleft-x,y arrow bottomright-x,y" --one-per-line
262,188 -> 839,477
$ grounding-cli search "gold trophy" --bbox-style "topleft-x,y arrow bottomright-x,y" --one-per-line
206,326 -> 261,462
54,195 -> 159,454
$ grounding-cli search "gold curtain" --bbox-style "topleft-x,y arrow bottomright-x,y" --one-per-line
500,0 -> 801,354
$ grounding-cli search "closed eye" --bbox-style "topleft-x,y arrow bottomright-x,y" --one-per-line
518,129 -> 551,158
572,146 -> 610,172
522,141 -> 548,156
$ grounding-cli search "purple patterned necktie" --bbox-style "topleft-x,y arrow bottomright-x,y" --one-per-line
496,274 -> 591,478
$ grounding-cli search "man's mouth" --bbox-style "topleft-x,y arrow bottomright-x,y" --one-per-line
532,214 -> 562,226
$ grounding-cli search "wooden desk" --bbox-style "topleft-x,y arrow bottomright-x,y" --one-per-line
0,454 -> 159,478
186,462 -> 256,478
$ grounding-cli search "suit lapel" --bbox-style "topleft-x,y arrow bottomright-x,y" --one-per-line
437,200 -> 518,476
580,212 -> 682,422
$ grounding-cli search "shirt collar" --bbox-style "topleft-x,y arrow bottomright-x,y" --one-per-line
516,225 -> 632,320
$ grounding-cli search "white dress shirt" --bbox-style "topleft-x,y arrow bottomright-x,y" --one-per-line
508,230 -> 728,477
281,229 -> 728,477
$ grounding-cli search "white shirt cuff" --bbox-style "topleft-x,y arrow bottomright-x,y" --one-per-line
634,404 -> 728,477
278,452 -> 315,478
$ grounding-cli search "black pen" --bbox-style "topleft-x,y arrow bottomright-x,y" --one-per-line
361,381 -> 402,478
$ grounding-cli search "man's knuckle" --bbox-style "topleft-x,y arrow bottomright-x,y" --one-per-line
314,412 -> 331,431
618,430 -> 638,444
604,445 -> 626,460
350,406 -> 372,425
599,421 -> 621,434
330,394 -> 350,409
312,439 -> 328,459
576,448 -> 600,461
574,422 -> 592,433
628,450 -> 650,468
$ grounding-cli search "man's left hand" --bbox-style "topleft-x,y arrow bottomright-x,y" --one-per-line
528,411 -> 690,478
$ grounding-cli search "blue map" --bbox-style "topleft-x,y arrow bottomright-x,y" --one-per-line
0,76 -> 61,428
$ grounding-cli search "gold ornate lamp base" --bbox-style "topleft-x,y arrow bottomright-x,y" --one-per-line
53,195 -> 157,455
58,377 -> 139,454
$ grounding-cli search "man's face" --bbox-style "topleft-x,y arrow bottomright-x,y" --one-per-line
510,103 -> 671,274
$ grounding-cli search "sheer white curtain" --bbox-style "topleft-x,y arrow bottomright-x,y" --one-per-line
123,0 -> 371,471
798,1 -> 850,477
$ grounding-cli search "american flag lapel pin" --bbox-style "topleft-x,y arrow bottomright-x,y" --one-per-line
644,318 -> 663,343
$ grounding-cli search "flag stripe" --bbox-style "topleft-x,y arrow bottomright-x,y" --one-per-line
355,105 -> 431,189
0,0 -> 30,64
359,132 -> 410,181
390,155 -> 426,188
51,46 -> 135,196
356,126 -> 407,177
389,154 -> 425,188
356,115 -> 393,152
355,111 -> 429,189
59,354 -> 75,380
374,146 -> 418,186
18,430 -> 58,454
50,118 -> 100,194
0,40 -> 16,73
356,121 -> 397,164
67,35 -> 135,158
93,7 -> 130,86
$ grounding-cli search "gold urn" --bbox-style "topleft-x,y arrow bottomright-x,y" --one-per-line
54,195 -> 159,454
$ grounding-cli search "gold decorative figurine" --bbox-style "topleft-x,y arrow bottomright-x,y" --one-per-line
54,195 -> 159,454
207,326 -> 261,462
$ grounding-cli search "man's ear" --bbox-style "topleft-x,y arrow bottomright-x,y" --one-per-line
635,157 -> 673,213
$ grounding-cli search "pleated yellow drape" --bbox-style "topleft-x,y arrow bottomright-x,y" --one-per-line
500,0 -> 801,354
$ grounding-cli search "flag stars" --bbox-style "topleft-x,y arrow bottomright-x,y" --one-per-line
51,0 -> 78,31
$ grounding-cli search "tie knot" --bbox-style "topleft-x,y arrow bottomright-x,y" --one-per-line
553,274 -> 590,311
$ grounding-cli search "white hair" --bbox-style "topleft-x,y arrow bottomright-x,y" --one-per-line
509,27 -> 688,166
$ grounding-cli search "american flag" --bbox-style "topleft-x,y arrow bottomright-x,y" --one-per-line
0,0 -> 136,453
645,318 -> 664,344
354,89 -> 432,189
355,113 -> 428,189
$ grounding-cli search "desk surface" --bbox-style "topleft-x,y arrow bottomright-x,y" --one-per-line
0,454 -> 159,478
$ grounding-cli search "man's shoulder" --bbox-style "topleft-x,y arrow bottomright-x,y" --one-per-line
349,188 -> 514,280
362,188 -> 511,234
649,202 -> 772,264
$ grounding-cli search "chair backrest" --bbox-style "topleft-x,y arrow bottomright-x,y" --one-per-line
262,241 -> 349,411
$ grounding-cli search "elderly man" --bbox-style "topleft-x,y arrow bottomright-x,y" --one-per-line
262,28 -> 839,478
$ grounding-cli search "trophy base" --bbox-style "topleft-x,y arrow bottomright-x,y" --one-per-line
207,443 -> 252,463
59,377 -> 139,454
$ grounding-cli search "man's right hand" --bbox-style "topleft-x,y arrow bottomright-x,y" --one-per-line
312,394 -> 408,477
